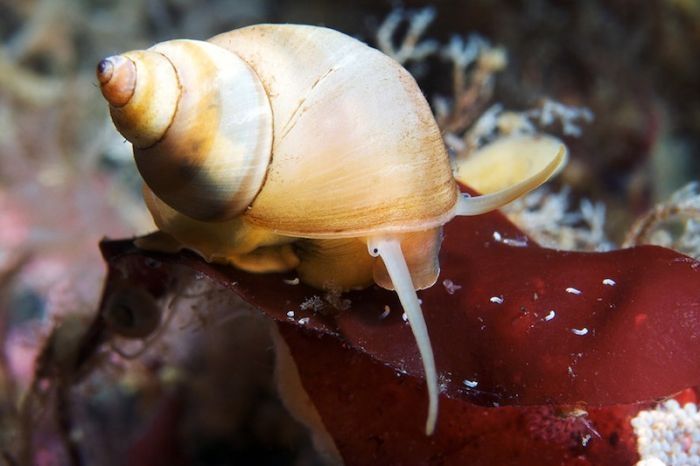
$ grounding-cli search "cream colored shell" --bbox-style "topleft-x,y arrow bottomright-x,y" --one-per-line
130,40 -> 273,221
210,25 -> 458,237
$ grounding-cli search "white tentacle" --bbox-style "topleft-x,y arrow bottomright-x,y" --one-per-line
455,145 -> 566,216
367,235 -> 438,435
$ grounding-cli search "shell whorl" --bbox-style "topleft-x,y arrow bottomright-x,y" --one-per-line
210,25 -> 458,237
98,51 -> 179,148
98,40 -> 273,221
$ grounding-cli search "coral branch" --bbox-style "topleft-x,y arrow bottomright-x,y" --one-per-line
376,7 -> 439,65
505,187 -> 613,251
623,182 -> 700,256
436,35 -> 506,137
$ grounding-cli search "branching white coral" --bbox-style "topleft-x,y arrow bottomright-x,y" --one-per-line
523,99 -> 594,137
468,100 -> 591,145
441,33 -> 506,91
504,187 -> 613,251
435,35 -> 506,137
624,182 -> 700,258
632,400 -> 700,466
676,219 -> 700,258
376,7 -> 439,65
670,182 -> 700,209
457,103 -> 505,153
441,34 -> 488,71
449,100 -> 593,164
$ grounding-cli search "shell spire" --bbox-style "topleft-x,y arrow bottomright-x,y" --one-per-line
97,40 -> 273,221
98,51 -> 180,148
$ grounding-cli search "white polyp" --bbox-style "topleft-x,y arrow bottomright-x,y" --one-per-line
454,146 -> 566,216
367,236 -> 439,435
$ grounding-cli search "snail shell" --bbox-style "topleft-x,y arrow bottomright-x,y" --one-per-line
99,25 -> 457,233
209,26 -> 457,236
97,24 -> 566,435
101,40 -> 272,221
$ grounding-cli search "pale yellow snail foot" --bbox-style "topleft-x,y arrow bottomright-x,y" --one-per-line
367,236 -> 439,436
294,230 -> 442,293
136,228 -> 298,275
143,187 -> 293,258
454,142 -> 567,216
144,185 -> 300,273
134,230 -> 183,254
372,229 -> 442,291
294,238 -> 376,291
455,134 -> 568,195
225,245 -> 300,274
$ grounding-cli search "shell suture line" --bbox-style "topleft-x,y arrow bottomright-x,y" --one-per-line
278,51 -> 359,141
278,66 -> 338,141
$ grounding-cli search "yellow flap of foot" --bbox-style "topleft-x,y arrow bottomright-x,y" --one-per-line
455,134 -> 568,194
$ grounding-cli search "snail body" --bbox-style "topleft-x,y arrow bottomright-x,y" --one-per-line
97,24 -> 565,435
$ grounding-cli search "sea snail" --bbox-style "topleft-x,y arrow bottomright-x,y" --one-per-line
97,24 -> 566,435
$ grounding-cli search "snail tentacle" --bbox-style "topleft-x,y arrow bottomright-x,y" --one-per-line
367,236 -> 438,435
454,146 -> 566,216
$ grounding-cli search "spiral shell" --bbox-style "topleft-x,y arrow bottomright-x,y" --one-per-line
99,40 -> 273,221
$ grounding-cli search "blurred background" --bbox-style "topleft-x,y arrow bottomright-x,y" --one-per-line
0,0 -> 699,464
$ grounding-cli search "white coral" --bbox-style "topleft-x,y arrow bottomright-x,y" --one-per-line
632,400 -> 700,466
624,182 -> 700,258
376,7 -> 439,65
523,99 -> 594,137
504,187 -> 613,251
